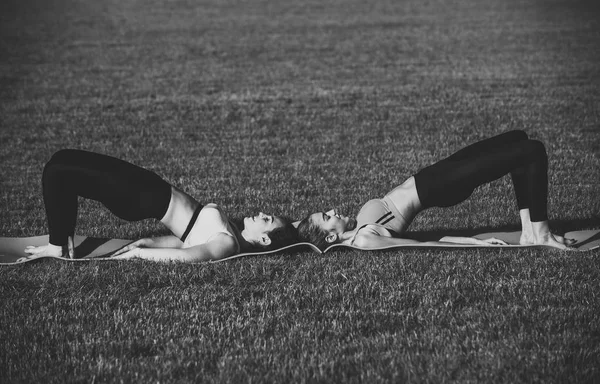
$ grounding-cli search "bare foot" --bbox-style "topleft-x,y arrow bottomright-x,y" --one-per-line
519,231 -> 569,246
525,233 -> 576,248
24,236 -> 75,258
519,232 -> 535,245
552,234 -> 577,246
530,221 -> 574,250
534,233 -> 570,250
24,244 -> 65,257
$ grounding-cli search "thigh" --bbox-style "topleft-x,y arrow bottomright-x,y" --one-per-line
50,149 -> 160,181
445,130 -> 528,162
415,139 -> 544,208
48,149 -> 171,221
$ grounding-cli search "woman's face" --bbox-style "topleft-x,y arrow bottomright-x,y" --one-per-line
309,209 -> 356,235
242,212 -> 286,245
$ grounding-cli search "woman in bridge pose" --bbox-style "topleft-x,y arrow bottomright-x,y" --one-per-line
298,130 -> 572,251
24,149 -> 298,262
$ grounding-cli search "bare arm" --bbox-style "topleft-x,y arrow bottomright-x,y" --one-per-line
352,233 -> 437,248
439,236 -> 507,245
144,235 -> 184,248
112,233 -> 238,262
352,233 -> 506,249
112,235 -> 183,256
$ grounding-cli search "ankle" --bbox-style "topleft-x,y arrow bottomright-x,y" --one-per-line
531,221 -> 552,241
519,209 -> 533,237
49,243 -> 74,258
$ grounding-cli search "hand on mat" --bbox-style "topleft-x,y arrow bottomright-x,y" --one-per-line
479,237 -> 508,246
16,255 -> 34,263
112,239 -> 148,257
111,247 -> 142,260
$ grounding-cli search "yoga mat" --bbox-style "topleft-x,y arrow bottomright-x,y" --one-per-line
0,235 -> 132,265
1,230 -> 598,265
214,229 -> 600,262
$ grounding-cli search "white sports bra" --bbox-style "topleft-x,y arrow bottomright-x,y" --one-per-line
348,197 -> 408,246
181,203 -> 239,252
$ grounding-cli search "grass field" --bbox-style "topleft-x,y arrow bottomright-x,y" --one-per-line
1,0 -> 600,382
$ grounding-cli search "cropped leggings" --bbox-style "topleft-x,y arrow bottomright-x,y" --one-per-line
414,130 -> 549,222
42,149 -> 172,246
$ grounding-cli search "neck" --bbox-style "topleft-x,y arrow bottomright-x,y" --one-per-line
339,229 -> 359,244
230,221 -> 256,251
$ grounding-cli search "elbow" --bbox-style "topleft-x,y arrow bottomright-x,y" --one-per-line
353,234 -> 370,249
190,250 -> 226,263
206,253 -> 224,262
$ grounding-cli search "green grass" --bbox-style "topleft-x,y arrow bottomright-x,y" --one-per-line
1,0 -> 600,382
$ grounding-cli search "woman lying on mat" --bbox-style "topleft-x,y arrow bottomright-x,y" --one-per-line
297,130 -> 573,251
23,149 -> 298,262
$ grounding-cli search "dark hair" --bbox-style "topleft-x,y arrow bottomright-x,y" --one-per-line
297,215 -> 334,251
263,219 -> 299,250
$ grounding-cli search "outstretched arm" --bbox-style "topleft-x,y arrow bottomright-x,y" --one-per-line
439,236 -> 507,245
112,235 -> 184,256
352,233 -> 506,249
145,235 -> 184,248
112,233 -> 237,262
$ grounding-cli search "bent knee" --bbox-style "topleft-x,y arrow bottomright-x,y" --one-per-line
528,139 -> 547,160
529,139 -> 546,153
508,129 -> 528,141
47,149 -> 80,167
43,149 -> 79,179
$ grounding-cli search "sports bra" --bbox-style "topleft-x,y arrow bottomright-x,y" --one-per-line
180,203 -> 240,252
348,197 -> 409,245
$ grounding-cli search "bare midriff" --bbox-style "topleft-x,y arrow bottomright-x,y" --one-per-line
159,186 -> 201,238
383,176 -> 423,233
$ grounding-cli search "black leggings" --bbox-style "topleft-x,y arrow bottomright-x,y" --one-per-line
414,130 -> 549,222
43,149 -> 172,246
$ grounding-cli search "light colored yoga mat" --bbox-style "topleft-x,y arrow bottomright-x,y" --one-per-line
214,229 -> 600,262
1,230 -> 598,265
0,235 -> 132,265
